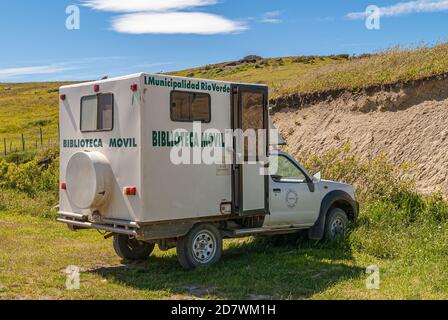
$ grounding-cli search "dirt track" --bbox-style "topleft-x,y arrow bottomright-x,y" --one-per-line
271,74 -> 448,194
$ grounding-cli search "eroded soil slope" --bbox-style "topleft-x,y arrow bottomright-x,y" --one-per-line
271,74 -> 448,194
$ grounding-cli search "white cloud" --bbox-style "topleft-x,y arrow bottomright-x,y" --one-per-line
259,11 -> 282,24
247,11 -> 283,24
83,0 -> 248,35
82,0 -> 218,13
347,0 -> 448,19
112,12 -> 247,34
0,65 -> 72,80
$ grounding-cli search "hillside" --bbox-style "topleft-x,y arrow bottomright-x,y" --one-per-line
0,82 -> 71,156
172,43 -> 448,99
175,43 -> 448,194
2,44 -> 448,193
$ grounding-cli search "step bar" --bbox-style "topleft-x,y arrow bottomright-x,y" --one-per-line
226,226 -> 306,237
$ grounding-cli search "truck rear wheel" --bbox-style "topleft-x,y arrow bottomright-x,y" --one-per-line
324,208 -> 349,241
113,234 -> 155,261
176,224 -> 222,270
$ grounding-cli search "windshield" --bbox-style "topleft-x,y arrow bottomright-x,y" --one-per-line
269,155 -> 307,183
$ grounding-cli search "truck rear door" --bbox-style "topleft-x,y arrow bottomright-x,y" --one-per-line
231,84 -> 269,216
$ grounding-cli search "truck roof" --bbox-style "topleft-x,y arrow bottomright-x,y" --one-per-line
59,72 -> 268,90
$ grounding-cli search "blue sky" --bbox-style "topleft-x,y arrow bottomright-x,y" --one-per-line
0,0 -> 447,82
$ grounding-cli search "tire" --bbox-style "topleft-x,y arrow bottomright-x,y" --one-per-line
176,224 -> 223,270
113,234 -> 155,261
324,208 -> 349,241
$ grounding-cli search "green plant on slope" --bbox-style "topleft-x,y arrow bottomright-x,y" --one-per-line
0,145 -> 59,217
297,144 -> 448,260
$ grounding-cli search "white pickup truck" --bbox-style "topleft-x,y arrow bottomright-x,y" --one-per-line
57,74 -> 358,269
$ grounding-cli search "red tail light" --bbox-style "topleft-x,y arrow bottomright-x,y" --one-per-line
130,84 -> 138,92
94,84 -> 100,92
124,186 -> 137,196
60,94 -> 66,101
60,182 -> 67,190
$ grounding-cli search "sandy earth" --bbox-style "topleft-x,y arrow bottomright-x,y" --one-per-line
272,76 -> 448,194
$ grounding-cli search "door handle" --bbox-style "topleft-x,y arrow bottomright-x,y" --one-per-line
273,188 -> 282,193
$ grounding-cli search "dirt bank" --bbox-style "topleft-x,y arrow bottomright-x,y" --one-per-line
271,73 -> 448,194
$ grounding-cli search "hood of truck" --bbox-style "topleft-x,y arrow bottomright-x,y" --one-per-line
319,180 -> 356,200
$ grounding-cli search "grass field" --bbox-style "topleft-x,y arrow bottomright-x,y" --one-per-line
0,82 -> 71,157
1,212 -> 447,300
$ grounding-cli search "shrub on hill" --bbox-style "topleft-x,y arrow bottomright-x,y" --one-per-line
297,144 -> 448,259
0,146 -> 58,217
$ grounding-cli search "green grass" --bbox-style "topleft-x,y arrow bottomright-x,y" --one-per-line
0,212 -> 446,300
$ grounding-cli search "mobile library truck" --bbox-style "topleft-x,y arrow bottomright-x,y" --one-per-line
58,73 -> 358,269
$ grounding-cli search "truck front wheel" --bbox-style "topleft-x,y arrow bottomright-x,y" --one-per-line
176,224 -> 223,270
324,208 -> 349,241
113,234 -> 155,261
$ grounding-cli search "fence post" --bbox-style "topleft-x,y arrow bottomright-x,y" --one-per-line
21,133 -> 25,151
40,128 -> 43,148
3,138 -> 6,156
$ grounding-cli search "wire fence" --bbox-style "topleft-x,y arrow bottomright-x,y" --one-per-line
1,127 -> 59,157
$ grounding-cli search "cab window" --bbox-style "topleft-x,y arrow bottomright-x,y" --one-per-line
270,155 -> 307,183
80,93 -> 114,132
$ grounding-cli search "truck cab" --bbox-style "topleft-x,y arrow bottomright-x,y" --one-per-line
266,150 -> 358,238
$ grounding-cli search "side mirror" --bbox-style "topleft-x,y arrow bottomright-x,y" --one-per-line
313,171 -> 322,183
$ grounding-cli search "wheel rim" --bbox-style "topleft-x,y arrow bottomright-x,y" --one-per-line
192,230 -> 217,264
330,217 -> 345,237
